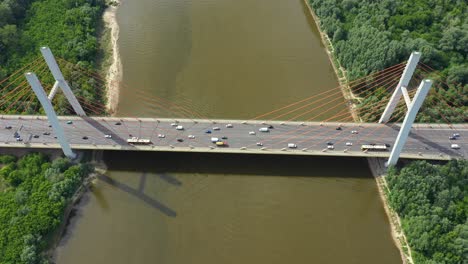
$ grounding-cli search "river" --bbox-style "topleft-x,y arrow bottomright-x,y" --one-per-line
54,0 -> 401,263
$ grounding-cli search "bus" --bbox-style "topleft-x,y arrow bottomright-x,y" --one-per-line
127,137 -> 152,145
361,144 -> 389,151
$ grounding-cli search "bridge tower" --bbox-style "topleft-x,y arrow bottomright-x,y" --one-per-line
24,47 -> 86,159
379,52 -> 432,166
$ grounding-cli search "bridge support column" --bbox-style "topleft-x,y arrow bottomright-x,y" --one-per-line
379,52 -> 421,123
40,47 -> 86,116
386,79 -> 432,166
25,72 -> 77,159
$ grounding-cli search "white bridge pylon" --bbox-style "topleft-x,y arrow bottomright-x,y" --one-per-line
24,47 -> 87,159
380,52 -> 433,166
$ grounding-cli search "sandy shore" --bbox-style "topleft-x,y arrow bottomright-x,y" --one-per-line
103,0 -> 122,115
302,1 -> 413,263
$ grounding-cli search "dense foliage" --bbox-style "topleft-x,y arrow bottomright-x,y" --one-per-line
308,0 -> 467,123
387,160 -> 468,263
0,0 -> 106,115
0,153 -> 93,263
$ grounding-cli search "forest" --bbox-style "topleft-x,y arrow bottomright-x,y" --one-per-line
308,0 -> 467,123
0,0 -> 106,115
0,153 -> 93,263
387,160 -> 467,264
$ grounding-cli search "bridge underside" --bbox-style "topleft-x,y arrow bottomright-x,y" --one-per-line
0,116 -> 465,161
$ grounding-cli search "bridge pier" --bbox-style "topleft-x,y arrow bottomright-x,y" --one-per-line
40,47 -> 86,116
386,79 -> 432,166
379,52 -> 421,123
24,73 -> 77,159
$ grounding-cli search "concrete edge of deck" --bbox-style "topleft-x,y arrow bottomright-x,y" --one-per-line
0,142 -> 456,161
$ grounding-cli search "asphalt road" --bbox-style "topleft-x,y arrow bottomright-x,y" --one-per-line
0,115 -> 466,160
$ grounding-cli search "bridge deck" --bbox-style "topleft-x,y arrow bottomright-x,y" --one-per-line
0,116 -> 466,160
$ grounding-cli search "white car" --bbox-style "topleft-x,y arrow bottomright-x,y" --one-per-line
213,127 -> 221,131
346,142 -> 353,146
451,144 -> 460,149
351,130 -> 358,134
158,134 -> 165,138
104,134 -> 112,138
176,125 -> 184,130
288,143 -> 297,149
327,145 -> 335,150
226,124 -> 233,128
188,135 -> 195,139
249,131 -> 256,135
171,123 -> 177,127
256,142 -> 263,146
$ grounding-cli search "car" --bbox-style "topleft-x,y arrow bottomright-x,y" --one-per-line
327,145 -> 335,150
211,137 -> 219,143
216,141 -> 228,147
188,135 -> 195,139
213,127 -> 220,131
346,142 -> 353,146
449,136 -> 456,140
15,138 -> 22,142
33,135 -> 39,139
351,130 -> 358,134
4,126 -> 12,129
259,127 -> 270,132
249,131 -> 256,135
177,138 -> 184,142
267,125 -> 274,129
104,134 -> 112,138
335,127 -> 342,130
48,125 -> 52,127
82,136 -> 88,140
66,120 -> 73,124
226,124 -> 233,128
326,141 -> 334,145
205,130 -> 212,134
256,142 -> 263,146
171,123 -> 177,127
115,122 -> 122,125
221,136 -> 228,140
43,132 -> 51,135
158,134 -> 165,138
14,132 -> 19,138
288,143 -> 297,149
54,136 -> 57,139
451,144 -> 460,149
176,125 -> 184,130
453,133 -> 460,137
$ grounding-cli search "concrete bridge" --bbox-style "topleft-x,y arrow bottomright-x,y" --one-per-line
1,115 -> 465,160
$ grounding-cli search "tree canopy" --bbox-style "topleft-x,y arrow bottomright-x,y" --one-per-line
387,160 -> 468,263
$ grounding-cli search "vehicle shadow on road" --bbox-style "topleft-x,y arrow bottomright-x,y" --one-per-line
97,174 -> 177,217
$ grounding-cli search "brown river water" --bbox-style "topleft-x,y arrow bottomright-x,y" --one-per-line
54,0 -> 401,263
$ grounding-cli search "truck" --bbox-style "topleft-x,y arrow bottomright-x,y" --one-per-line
127,137 -> 152,145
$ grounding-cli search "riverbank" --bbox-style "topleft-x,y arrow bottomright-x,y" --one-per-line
102,0 -> 122,115
302,0 -> 413,262
301,0 -> 361,122
367,158 -> 414,264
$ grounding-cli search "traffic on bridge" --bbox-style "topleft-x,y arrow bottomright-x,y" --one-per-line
0,116 -> 465,160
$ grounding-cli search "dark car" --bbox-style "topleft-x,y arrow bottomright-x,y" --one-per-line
33,135 -> 39,138
43,132 -> 51,135
4,126 -> 12,129
82,136 -> 88,140
327,141 -> 334,145
221,136 -> 228,140
267,125 -> 274,129
336,127 -> 342,130
205,130 -> 212,134
177,138 -> 184,142
115,122 -> 122,125
449,136 -> 456,140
